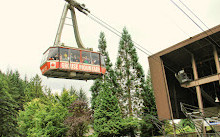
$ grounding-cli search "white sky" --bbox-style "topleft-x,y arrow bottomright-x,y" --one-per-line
0,0 -> 220,99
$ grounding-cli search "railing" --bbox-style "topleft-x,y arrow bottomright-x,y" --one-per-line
154,133 -> 220,137
180,103 -> 220,137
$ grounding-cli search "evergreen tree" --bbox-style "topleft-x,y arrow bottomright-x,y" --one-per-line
77,88 -> 88,102
44,86 -> 52,97
91,77 -> 102,109
24,74 -> 44,102
140,72 -> 160,136
0,72 -> 19,136
55,87 -> 77,108
119,116 -> 140,137
69,85 -> 77,96
93,82 -> 122,137
115,28 -> 145,117
7,70 -> 25,110
90,32 -> 118,109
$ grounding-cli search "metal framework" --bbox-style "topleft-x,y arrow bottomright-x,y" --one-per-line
54,0 -> 90,49
180,102 -> 220,137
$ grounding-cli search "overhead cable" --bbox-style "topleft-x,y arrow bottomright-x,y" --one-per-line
86,12 -> 177,74
170,0 -> 220,48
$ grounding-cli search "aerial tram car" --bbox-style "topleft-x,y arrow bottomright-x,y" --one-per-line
40,0 -> 106,80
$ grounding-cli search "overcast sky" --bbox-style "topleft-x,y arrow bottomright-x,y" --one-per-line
0,0 -> 220,99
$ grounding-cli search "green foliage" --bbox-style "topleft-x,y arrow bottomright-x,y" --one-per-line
0,69 -> 93,136
119,117 -> 140,137
140,115 -> 160,137
0,72 -> 19,136
7,70 -> 26,111
178,119 -> 195,129
91,32 -> 119,109
55,88 -> 77,108
91,30 -> 159,136
77,88 -> 88,102
17,82 -> 90,137
164,120 -> 174,135
91,77 -> 103,109
69,85 -> 77,96
115,27 -> 145,117
24,74 -> 45,102
115,28 -> 159,136
177,119 -> 195,133
18,98 -> 69,136
94,82 -> 122,137
140,72 -> 160,136
178,125 -> 195,133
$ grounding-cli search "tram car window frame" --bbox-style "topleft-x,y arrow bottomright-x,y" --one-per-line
70,49 -> 80,62
60,48 -> 69,62
82,51 -> 91,64
91,52 -> 100,65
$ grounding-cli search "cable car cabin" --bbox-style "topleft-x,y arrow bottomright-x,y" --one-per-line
40,47 -> 106,80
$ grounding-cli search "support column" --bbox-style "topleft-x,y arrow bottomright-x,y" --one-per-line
161,61 -> 177,136
213,46 -> 220,104
213,46 -> 220,79
192,55 -> 206,135
192,55 -> 204,111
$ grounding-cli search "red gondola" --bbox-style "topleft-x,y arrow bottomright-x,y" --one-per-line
40,0 -> 106,80
40,46 -> 106,80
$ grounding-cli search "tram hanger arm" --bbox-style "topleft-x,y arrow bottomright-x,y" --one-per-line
64,0 -> 90,15
55,0 -> 90,49
68,5 -> 87,49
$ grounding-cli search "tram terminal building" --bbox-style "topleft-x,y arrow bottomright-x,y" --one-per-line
148,24 -> 220,120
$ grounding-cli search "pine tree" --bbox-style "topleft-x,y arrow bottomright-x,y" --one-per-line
69,85 -> 77,96
140,72 -> 160,136
90,32 -> 118,109
77,88 -> 87,102
7,70 -> 25,110
115,28 -> 157,136
115,28 -> 145,118
93,82 -> 122,137
24,74 -> 44,102
97,32 -> 116,85
91,77 -> 102,109
55,87 -> 77,108
0,72 -> 19,136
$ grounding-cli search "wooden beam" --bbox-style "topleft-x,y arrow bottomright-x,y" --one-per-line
181,73 -> 220,88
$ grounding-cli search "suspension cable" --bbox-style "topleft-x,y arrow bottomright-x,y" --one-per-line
86,12 -> 177,74
170,0 -> 220,48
